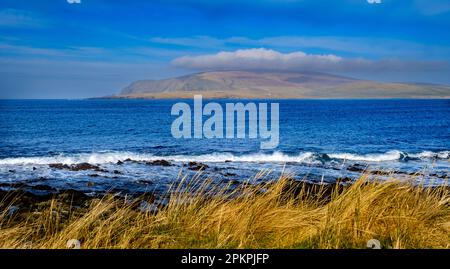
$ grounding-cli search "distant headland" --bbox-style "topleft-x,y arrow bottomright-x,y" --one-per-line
105,70 -> 450,99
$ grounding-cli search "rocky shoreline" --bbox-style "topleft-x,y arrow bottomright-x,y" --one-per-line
0,173 -> 353,223
1,173 -> 448,225
1,158 -> 448,199
1,157 -> 448,221
0,171 -> 450,248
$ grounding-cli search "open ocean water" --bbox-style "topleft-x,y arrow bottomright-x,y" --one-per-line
0,99 -> 449,195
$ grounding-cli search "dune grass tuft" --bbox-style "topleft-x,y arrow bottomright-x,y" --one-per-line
0,174 -> 449,249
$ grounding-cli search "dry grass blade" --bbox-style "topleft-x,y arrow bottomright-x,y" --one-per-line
0,173 -> 449,249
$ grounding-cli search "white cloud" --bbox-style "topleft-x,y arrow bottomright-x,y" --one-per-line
173,48 -> 342,70
172,48 -> 448,73
67,0 -> 82,4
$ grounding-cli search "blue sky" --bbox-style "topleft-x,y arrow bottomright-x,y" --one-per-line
1,0 -> 450,98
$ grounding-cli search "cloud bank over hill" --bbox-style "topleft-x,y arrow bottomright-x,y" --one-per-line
172,48 -> 448,73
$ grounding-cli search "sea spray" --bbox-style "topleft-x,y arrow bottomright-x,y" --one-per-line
0,150 -> 448,166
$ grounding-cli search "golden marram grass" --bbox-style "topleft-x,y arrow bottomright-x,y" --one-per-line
0,173 -> 449,249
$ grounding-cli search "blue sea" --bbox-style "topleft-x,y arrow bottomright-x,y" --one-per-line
0,99 -> 449,195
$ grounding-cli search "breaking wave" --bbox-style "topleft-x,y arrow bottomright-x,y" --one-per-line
328,150 -> 406,162
0,150 -> 448,166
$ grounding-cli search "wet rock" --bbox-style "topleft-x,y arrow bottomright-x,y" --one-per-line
30,184 -> 57,191
71,163 -> 102,171
123,158 -> 140,164
137,179 -> 153,185
10,177 -> 48,186
8,170 -> 15,173
89,174 -> 100,177
49,163 -> 106,172
87,181 -> 95,187
0,182 -> 25,188
146,160 -> 171,166
347,164 -> 366,172
113,170 -> 122,174
186,161 -> 209,170
429,173 -> 447,179
49,163 -> 71,170
116,160 -> 124,165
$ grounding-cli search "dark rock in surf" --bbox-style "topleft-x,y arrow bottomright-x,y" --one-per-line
146,160 -> 172,166
30,184 -> 57,191
0,188 -> 89,210
429,173 -> 447,179
0,182 -> 25,188
186,161 -> 209,170
137,179 -> 153,185
123,158 -> 140,164
71,163 -> 102,171
36,177 -> 48,182
49,162 -> 106,172
49,163 -> 71,170
347,164 -> 366,172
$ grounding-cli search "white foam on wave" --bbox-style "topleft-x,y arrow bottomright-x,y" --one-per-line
0,151 -> 317,166
0,152 -> 154,165
328,150 -> 405,162
409,151 -> 450,160
329,150 -> 450,162
0,150 -> 447,166
166,152 -> 317,163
